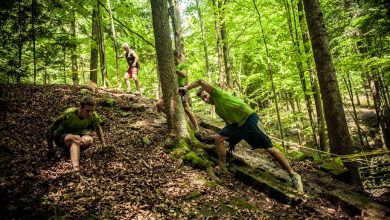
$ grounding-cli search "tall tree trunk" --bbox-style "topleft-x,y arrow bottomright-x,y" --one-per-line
97,0 -> 108,87
31,0 -> 37,84
17,0 -> 22,84
343,73 -> 365,147
168,0 -> 185,61
253,0 -> 285,148
298,0 -> 327,152
107,0 -> 120,88
71,9 -> 79,85
195,0 -> 211,82
212,0 -> 225,88
90,3 -> 99,83
219,1 -> 233,89
303,0 -> 362,188
221,20 -> 233,89
285,0 -> 318,148
369,73 -> 389,149
150,0 -> 188,138
63,47 -> 67,84
81,57 -> 86,84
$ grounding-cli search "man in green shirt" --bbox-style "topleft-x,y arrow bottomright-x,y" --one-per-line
156,51 -> 199,131
178,80 -> 303,192
46,97 -> 106,171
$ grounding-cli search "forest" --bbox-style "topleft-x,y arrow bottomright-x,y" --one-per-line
0,0 -> 389,219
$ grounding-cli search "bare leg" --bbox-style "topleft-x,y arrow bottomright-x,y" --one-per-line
183,103 -> 199,130
133,72 -> 140,93
156,98 -> 165,112
265,147 -> 294,175
124,73 -> 131,92
214,135 -> 228,171
64,134 -> 82,171
63,135 -> 93,171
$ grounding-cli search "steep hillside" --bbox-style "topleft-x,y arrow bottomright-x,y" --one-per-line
0,84 -> 377,219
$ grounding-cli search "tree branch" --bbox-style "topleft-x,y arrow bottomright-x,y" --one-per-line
99,2 -> 155,48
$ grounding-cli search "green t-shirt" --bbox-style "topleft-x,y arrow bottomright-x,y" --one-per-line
176,63 -> 187,87
211,88 -> 255,126
53,107 -> 102,136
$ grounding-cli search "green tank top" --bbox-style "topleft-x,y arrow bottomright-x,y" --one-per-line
176,63 -> 187,87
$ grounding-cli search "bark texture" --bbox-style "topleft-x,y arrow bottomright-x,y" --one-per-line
303,0 -> 362,187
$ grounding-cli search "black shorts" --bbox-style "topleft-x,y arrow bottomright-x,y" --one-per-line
218,113 -> 273,149
54,133 -> 70,155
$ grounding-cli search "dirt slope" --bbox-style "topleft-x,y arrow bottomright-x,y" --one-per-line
0,84 -> 356,219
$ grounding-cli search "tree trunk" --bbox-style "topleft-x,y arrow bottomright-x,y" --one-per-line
253,0 -> 285,148
63,47 -> 67,84
31,0 -> 37,84
168,0 -> 185,61
285,0 -> 318,148
303,0 -> 362,188
71,9 -> 79,85
343,73 -> 365,147
298,0 -> 327,152
218,0 -> 233,89
17,0 -> 22,84
81,57 -> 86,84
150,0 -> 188,138
107,0 -> 120,88
97,0 -> 108,87
195,0 -> 211,82
90,3 -> 99,83
221,20 -> 233,89
368,73 -> 389,149
212,0 -> 225,88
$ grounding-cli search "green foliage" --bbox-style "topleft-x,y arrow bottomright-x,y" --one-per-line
1,0 -> 388,156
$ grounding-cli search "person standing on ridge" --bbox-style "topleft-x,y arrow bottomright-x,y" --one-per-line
122,43 -> 141,95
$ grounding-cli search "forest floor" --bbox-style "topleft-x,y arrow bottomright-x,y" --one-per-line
0,84 -> 388,219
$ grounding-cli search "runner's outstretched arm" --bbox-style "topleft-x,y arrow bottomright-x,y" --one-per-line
181,80 -> 212,93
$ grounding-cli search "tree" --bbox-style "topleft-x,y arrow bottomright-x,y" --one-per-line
107,0 -> 120,88
303,0 -> 362,188
90,1 -> 99,84
253,0 -> 285,148
195,0 -> 211,82
150,0 -> 188,139
70,9 -> 79,85
297,0 -> 327,152
97,0 -> 108,87
168,0 -> 185,61
212,0 -> 225,88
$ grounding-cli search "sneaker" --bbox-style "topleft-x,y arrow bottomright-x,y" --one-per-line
135,90 -> 141,96
127,89 -> 133,94
290,172 -> 303,192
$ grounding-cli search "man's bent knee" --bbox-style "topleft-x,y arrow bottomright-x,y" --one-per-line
214,134 -> 228,143
81,135 -> 93,146
64,134 -> 82,147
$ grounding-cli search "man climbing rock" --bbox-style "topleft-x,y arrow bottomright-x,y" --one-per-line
46,97 -> 106,171
178,80 -> 304,192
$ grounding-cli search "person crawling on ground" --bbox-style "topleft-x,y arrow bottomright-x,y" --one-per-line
46,96 -> 106,171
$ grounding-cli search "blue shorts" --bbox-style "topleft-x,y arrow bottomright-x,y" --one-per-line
218,113 -> 273,149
